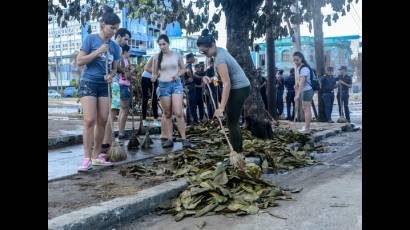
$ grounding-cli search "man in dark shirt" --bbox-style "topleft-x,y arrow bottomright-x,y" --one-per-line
276,69 -> 285,119
255,67 -> 268,110
193,63 -> 206,122
184,53 -> 196,125
336,66 -> 352,122
205,58 -> 217,118
284,68 -> 296,120
320,67 -> 337,122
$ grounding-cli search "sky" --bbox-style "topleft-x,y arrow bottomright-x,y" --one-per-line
190,0 -> 362,48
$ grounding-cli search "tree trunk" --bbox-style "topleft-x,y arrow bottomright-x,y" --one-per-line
265,0 -> 277,120
312,0 -> 326,121
223,0 -> 273,139
291,0 -> 302,52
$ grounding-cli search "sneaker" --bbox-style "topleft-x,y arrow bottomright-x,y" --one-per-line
143,120 -> 148,127
162,139 -> 174,148
92,155 -> 113,166
98,153 -> 108,160
299,127 -> 310,133
182,139 -> 192,148
153,120 -> 161,127
78,158 -> 92,172
328,120 -> 335,123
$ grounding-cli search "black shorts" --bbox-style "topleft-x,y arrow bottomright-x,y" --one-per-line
79,80 -> 108,98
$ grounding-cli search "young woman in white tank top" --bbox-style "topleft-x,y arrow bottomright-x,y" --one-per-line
151,34 -> 192,148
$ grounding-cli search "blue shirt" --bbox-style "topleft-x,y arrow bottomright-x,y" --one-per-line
81,34 -> 121,84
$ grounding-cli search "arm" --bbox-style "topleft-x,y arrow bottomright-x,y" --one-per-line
295,76 -> 305,98
143,57 -> 153,73
185,67 -> 194,84
77,48 -> 105,66
215,63 -> 231,112
339,80 -> 352,88
177,56 -> 186,77
77,40 -> 108,66
151,56 -> 159,81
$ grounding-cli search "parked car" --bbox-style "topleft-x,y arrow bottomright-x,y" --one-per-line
48,90 -> 61,98
64,87 -> 77,97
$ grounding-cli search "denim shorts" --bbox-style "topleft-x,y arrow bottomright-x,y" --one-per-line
158,79 -> 184,97
302,89 -> 314,102
79,80 -> 108,98
120,85 -> 131,100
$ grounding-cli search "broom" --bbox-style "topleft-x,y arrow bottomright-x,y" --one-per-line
127,73 -> 139,149
105,49 -> 127,162
141,82 -> 155,149
206,84 -> 246,170
337,83 -> 348,123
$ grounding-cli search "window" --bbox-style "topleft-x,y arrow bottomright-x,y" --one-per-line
282,50 -> 291,63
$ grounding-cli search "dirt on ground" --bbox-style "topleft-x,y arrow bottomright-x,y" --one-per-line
48,161 -> 174,219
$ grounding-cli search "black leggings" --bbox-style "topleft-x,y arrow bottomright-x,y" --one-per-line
226,86 -> 250,152
142,77 -> 158,119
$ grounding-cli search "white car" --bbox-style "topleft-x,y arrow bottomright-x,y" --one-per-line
48,90 -> 61,98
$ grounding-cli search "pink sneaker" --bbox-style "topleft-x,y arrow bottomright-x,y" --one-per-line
78,158 -> 92,172
92,156 -> 113,166
98,153 -> 108,159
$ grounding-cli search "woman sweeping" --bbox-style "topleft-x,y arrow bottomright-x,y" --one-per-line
151,34 -> 192,148
76,6 -> 121,171
197,29 -> 251,154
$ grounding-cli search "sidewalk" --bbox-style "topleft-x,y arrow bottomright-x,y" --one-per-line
48,135 -> 183,181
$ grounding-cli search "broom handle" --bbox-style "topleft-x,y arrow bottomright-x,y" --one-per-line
130,77 -> 135,131
105,48 -> 115,142
151,82 -> 155,120
339,81 -> 344,117
206,84 -> 234,152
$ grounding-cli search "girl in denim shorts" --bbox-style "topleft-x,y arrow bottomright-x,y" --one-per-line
76,7 -> 121,171
151,34 -> 192,148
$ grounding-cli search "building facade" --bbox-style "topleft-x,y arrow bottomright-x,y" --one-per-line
48,4 -> 186,89
251,35 -> 361,77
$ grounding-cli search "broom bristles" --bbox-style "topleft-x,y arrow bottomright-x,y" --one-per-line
107,141 -> 127,162
141,132 -> 152,149
127,133 -> 140,149
230,151 -> 246,170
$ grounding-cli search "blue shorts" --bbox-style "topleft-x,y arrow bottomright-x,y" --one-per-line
79,80 -> 108,98
158,79 -> 184,97
120,85 -> 131,100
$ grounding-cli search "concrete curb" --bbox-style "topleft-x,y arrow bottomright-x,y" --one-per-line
48,178 -> 188,230
288,124 -> 351,150
48,127 -> 161,149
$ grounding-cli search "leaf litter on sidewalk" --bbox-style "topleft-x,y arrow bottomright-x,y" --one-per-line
120,120 -> 326,221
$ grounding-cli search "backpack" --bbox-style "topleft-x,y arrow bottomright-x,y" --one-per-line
299,65 -> 320,91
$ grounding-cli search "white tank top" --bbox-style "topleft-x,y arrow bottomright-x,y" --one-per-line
157,52 -> 180,82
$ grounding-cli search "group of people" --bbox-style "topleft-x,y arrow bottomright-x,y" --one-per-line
260,52 -> 352,132
76,6 -> 250,172
74,6 -> 352,172
183,54 -> 222,125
